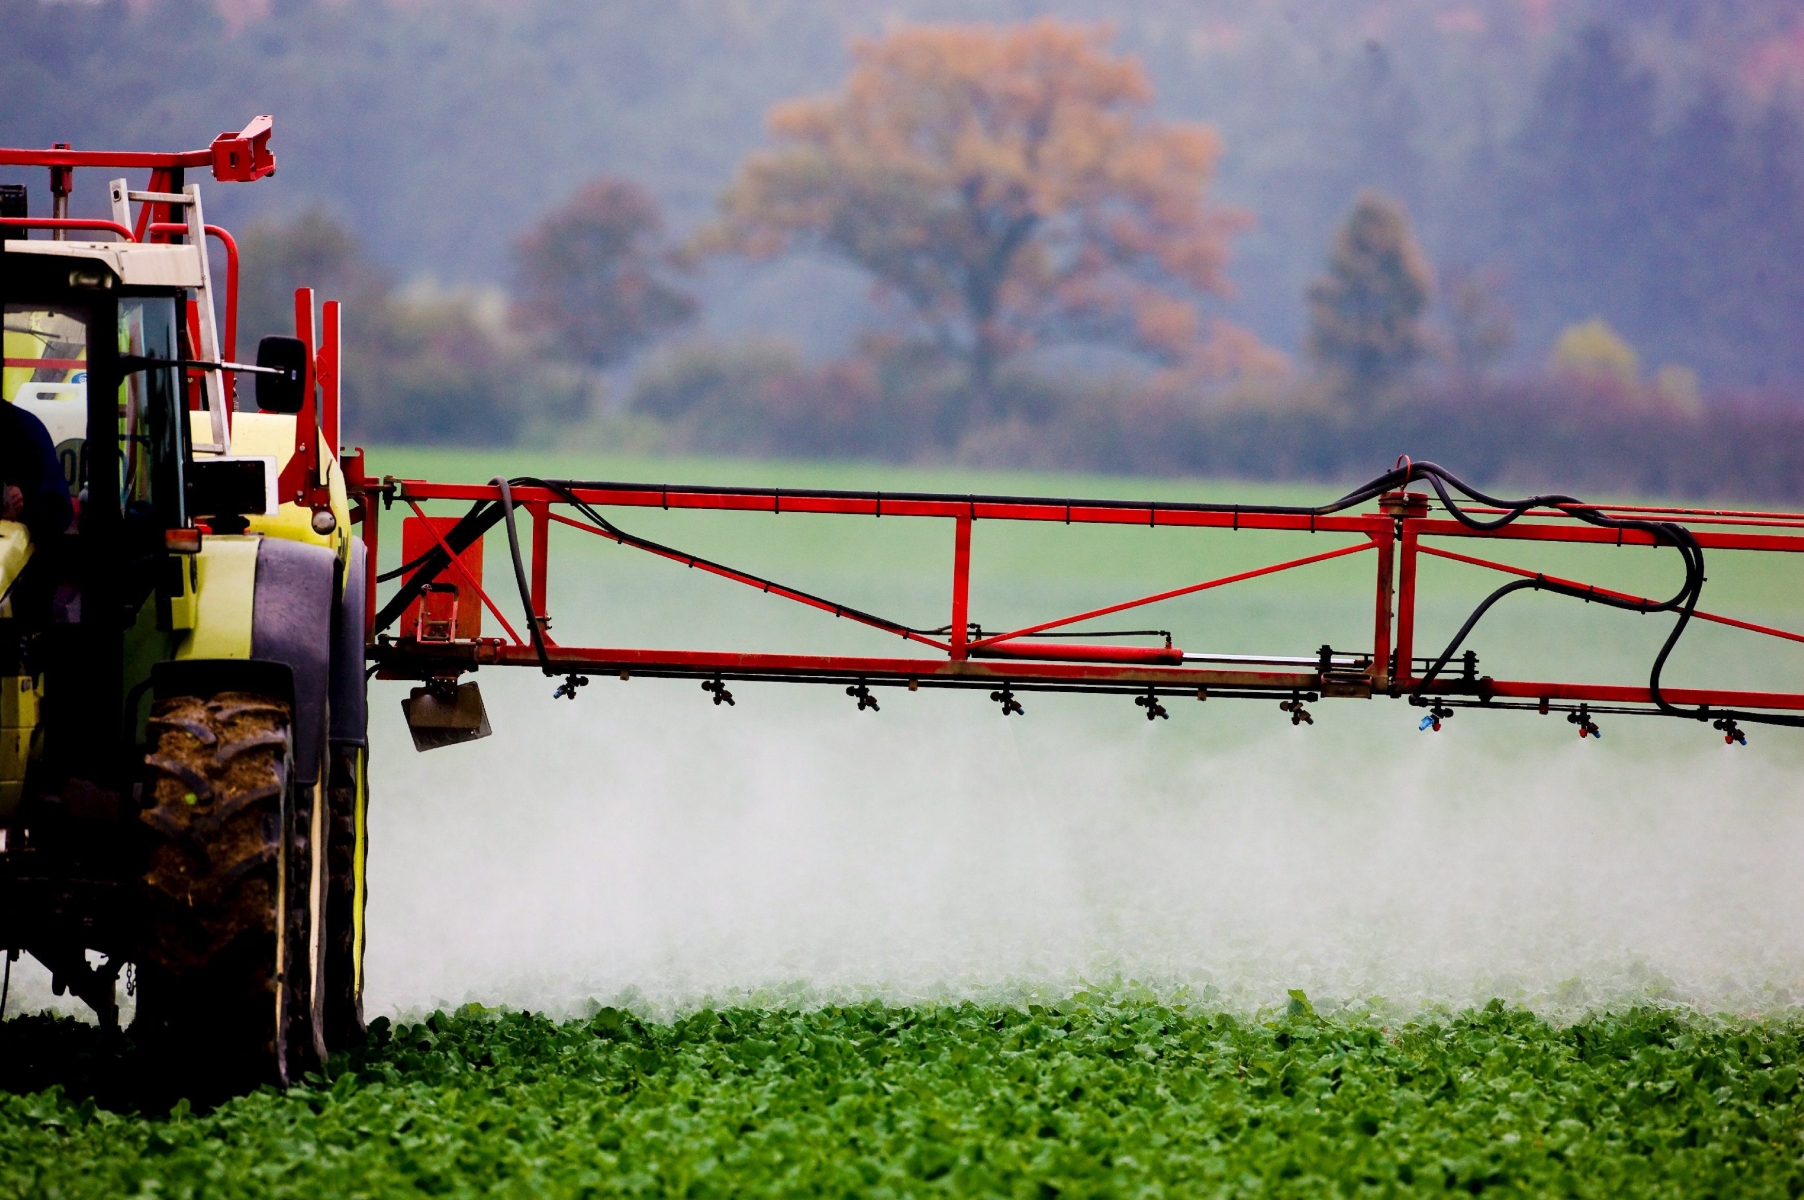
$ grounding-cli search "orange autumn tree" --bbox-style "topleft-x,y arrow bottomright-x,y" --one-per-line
709,20 -> 1251,411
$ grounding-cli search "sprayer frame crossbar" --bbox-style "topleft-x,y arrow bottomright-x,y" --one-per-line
348,467 -> 1804,722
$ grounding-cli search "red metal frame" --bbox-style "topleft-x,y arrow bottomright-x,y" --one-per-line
268,291 -> 340,510
351,475 -> 1804,726
402,506 -> 521,644
0,116 -> 275,180
319,299 -> 341,461
0,217 -> 135,240
5,127 -> 259,424
148,222 -> 239,364
274,288 -> 338,511
964,541 -> 1374,650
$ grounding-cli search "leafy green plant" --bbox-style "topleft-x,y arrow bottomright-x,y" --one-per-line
4,997 -> 1804,1196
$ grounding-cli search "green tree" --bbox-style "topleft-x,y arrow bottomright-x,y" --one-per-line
1305,191 -> 1433,396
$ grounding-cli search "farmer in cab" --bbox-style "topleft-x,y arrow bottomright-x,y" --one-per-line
1,399 -> 73,621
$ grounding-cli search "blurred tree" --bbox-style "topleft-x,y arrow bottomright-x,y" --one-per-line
354,289 -> 558,445
1445,265 -> 1515,380
238,211 -> 575,444
629,339 -> 803,425
704,19 -> 1247,414
1338,42 -> 1426,217
1305,191 -> 1433,396
12,0 -> 1804,393
628,339 -> 913,458
1653,363 -> 1701,414
236,209 -> 389,358
511,179 -> 694,370
1733,103 -> 1804,383
1550,318 -> 1638,385
1186,320 -> 1292,384
1502,26 -> 1657,363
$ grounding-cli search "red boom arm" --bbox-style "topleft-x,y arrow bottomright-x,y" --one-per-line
344,467 -> 1804,738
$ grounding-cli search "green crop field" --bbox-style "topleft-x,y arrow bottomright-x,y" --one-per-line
9,452 -> 1804,1195
7,997 -> 1804,1197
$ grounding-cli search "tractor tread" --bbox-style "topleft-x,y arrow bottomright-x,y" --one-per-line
136,690 -> 299,1091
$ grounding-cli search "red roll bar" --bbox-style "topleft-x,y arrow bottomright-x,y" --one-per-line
0,218 -> 135,241
0,116 -> 275,182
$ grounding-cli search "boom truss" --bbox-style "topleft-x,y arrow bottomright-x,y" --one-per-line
345,458 -> 1804,739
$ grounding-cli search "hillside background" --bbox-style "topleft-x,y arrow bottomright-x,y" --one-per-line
7,0 -> 1804,493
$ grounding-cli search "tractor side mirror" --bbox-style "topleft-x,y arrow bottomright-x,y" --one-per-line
254,335 -> 307,413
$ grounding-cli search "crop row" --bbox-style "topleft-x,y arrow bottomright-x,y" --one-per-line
5,994 -> 1804,1196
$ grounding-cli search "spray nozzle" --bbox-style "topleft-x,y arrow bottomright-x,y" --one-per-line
1418,702 -> 1453,732
846,682 -> 880,713
1135,689 -> 1169,721
1713,717 -> 1747,746
1568,704 -> 1600,739
991,686 -> 1024,717
552,674 -> 589,700
702,676 -> 735,707
1279,698 -> 1313,726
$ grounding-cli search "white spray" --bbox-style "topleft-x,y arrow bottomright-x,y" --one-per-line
361,665 -> 1804,1023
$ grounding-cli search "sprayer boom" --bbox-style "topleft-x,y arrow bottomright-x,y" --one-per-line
346,457 -> 1804,747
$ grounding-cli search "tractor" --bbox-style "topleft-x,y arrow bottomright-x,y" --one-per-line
7,118 -> 1804,1100
1,118 -> 367,1091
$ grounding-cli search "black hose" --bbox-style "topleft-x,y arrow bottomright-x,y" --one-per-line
1399,463 -> 1802,729
370,500 -> 506,632
494,477 -> 554,677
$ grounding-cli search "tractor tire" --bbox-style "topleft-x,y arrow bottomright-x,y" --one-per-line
321,743 -> 367,1051
134,691 -> 326,1094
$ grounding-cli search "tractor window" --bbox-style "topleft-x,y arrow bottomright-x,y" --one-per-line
2,304 -> 87,497
118,297 -> 186,527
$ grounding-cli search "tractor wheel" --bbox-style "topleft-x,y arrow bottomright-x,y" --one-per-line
321,743 -> 368,1051
134,691 -> 326,1094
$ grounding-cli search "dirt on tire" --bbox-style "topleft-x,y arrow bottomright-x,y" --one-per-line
322,744 -> 366,1051
135,690 -> 300,1092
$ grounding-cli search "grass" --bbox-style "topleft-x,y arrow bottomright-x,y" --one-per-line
6,997 -> 1804,1197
